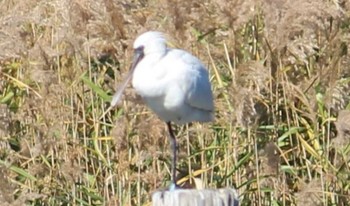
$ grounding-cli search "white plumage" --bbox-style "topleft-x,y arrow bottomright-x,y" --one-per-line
131,32 -> 214,124
111,31 -> 214,189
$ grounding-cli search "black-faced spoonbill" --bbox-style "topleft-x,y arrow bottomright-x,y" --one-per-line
111,31 -> 214,189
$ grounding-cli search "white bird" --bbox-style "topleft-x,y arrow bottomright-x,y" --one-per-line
111,31 -> 214,189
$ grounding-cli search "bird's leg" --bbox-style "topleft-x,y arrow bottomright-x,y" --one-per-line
166,122 -> 178,190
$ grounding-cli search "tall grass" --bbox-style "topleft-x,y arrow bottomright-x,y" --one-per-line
0,0 -> 349,205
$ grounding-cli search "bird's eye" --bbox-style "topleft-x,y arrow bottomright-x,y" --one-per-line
134,46 -> 144,54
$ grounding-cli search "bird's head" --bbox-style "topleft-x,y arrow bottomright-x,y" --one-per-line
110,31 -> 168,107
133,31 -> 167,56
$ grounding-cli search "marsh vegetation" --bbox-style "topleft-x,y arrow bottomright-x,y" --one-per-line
0,0 -> 350,205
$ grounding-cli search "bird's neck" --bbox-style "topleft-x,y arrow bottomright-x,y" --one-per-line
144,49 -> 167,64
133,49 -> 168,83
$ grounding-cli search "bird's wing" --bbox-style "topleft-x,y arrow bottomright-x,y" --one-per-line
185,66 -> 214,112
163,49 -> 214,112
180,53 -> 214,112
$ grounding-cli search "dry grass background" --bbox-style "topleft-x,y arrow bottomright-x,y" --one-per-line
0,0 -> 350,205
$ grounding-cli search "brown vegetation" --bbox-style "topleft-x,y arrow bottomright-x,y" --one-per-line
0,0 -> 350,205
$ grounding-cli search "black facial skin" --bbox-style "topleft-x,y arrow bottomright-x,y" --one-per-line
133,46 -> 145,67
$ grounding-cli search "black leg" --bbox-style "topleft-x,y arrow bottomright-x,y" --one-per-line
166,122 -> 178,190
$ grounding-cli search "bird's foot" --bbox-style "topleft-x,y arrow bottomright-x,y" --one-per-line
168,183 -> 180,191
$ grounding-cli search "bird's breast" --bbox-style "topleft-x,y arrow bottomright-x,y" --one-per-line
143,96 -> 187,123
132,56 -> 167,97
